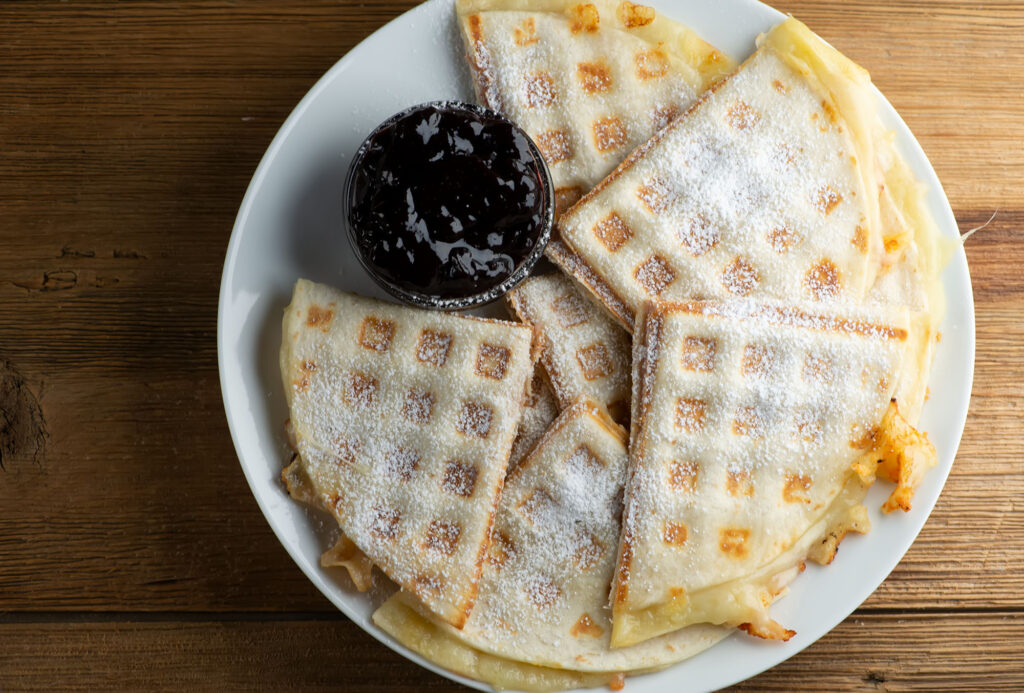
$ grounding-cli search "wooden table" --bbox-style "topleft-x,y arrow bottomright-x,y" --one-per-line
1,1 -> 1020,690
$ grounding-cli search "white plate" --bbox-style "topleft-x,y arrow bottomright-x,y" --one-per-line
217,1 -> 975,690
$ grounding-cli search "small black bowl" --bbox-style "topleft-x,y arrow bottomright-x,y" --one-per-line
344,100 -> 553,310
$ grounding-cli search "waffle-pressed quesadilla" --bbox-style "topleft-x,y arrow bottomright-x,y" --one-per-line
374,401 -> 727,690
553,18 -> 921,331
456,0 -> 735,216
610,299 -> 936,647
281,279 -> 537,627
507,272 -> 632,424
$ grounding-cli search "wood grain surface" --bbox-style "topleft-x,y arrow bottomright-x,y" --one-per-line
1,0 -> 1021,691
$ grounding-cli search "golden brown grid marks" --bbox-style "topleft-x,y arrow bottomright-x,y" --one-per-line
524,71 -> 558,108
518,487 -> 557,523
343,372 -> 378,407
767,224 -> 799,254
681,336 -> 716,372
719,527 -> 750,558
358,316 -> 395,352
635,49 -> 669,80
662,520 -> 688,546
441,460 -> 478,498
554,186 -> 583,216
637,176 -> 671,214
805,259 -> 841,300
795,408 -> 823,443
306,304 -> 334,330
456,401 -> 493,438
674,397 -> 707,433
593,211 -> 633,252
860,365 -> 890,394
424,519 -> 462,556
412,573 -> 442,597
741,344 -> 777,379
333,436 -> 360,467
571,528 -> 604,569
802,352 -> 832,382
577,61 -> 613,94
617,0 -> 655,27
634,254 -> 675,295
570,613 -> 603,638
721,257 -> 759,296
592,116 -> 628,153
725,100 -> 759,130
383,445 -> 420,482
524,575 -> 561,610
726,469 -> 754,498
476,343 -> 511,380
513,17 -> 538,46
294,359 -> 316,392
651,104 -> 680,130
783,473 -> 812,504
667,460 -> 699,493
416,329 -> 452,366
814,185 -> 842,215
593,116 -> 622,154
487,531 -> 516,570
678,213 -> 719,256
567,2 -> 600,33
774,142 -> 796,167
369,506 -> 401,540
402,387 -> 435,424
552,291 -> 589,328
732,405 -> 764,437
535,130 -> 573,165
576,343 -> 613,380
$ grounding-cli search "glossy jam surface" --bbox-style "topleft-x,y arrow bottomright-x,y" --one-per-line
348,104 -> 548,300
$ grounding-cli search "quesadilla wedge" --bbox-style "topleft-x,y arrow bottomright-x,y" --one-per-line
611,300 -> 936,647
553,18 -> 920,331
281,279 -> 537,627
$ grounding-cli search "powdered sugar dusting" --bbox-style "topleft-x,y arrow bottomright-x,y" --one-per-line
281,280 -> 536,626
617,299 -> 910,615
557,48 -> 876,323
507,273 -> 631,422
457,6 -> 729,201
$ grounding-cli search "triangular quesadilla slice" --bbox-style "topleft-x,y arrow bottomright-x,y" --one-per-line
611,300 -> 936,647
281,279 -> 537,627
456,0 -> 735,216
374,401 -> 727,689
507,272 -> 632,424
554,18 -> 913,331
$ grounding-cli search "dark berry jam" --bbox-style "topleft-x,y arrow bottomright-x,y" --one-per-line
346,101 -> 552,308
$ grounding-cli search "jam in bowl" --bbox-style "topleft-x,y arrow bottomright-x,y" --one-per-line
345,100 -> 553,310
